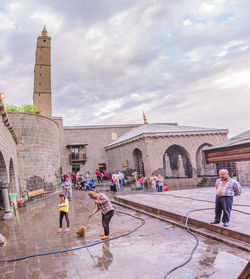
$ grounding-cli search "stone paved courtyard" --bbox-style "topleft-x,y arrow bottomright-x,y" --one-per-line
0,188 -> 249,279
115,186 -> 250,238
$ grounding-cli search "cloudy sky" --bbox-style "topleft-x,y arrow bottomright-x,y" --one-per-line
0,0 -> 249,136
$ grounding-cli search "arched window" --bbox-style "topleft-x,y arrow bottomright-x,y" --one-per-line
8,159 -> 16,193
0,151 -> 8,209
132,148 -> 145,176
163,145 -> 192,178
196,144 -> 217,176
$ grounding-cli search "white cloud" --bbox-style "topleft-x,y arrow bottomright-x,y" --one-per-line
30,11 -> 63,33
0,0 -> 250,137
0,13 -> 16,31
183,18 -> 192,26
213,68 -> 250,89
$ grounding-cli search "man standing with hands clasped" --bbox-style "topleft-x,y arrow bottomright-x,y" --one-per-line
88,191 -> 114,240
210,169 -> 241,227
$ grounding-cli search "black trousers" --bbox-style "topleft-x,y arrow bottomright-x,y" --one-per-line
60,211 -> 69,228
102,210 -> 114,236
97,176 -> 103,183
214,195 -> 233,223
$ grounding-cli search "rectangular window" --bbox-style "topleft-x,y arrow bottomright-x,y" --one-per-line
71,147 -> 79,160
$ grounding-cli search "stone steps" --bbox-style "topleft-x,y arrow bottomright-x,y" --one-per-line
112,198 -> 250,253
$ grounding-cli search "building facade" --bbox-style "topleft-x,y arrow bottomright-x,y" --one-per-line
0,100 -> 20,219
105,123 -> 228,188
2,26 -> 250,217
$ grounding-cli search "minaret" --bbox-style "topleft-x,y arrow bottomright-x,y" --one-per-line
33,26 -> 52,116
143,111 -> 149,124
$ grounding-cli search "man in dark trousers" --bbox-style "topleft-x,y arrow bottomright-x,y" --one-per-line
88,191 -> 114,240
210,169 -> 241,227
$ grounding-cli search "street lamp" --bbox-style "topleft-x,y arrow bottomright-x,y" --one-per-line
0,92 -> 5,101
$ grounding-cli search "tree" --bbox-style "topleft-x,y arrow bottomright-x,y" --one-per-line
5,104 -> 39,114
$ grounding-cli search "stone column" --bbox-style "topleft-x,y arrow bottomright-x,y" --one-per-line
1,181 -> 13,219
177,155 -> 186,177
164,153 -> 172,177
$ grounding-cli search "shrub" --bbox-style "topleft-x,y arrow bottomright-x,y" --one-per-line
6,104 -> 39,114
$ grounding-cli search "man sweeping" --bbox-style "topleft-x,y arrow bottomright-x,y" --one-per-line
88,191 -> 114,240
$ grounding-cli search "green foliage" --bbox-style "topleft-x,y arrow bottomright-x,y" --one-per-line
5,104 -> 39,114
20,104 -> 36,113
5,104 -> 19,112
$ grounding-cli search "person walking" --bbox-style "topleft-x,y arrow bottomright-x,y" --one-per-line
88,191 -> 114,240
57,193 -> 70,233
210,169 -> 241,227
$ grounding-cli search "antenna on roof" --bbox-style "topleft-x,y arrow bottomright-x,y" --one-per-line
143,111 -> 149,124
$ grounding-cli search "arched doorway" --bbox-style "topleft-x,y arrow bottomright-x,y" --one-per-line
0,151 -> 8,209
9,158 -> 16,193
196,144 -> 217,176
164,145 -> 192,178
0,151 -> 12,218
132,148 -> 145,176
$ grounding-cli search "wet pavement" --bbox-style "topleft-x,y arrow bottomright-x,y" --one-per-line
114,187 -> 250,244
0,188 -> 249,279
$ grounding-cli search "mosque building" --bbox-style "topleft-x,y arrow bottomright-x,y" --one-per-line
1,27 -> 247,219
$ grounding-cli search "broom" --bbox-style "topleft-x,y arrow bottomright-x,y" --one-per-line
75,204 -> 96,237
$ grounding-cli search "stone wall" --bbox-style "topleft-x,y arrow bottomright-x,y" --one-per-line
62,125 -> 139,177
236,161 -> 250,186
106,138 -> 148,175
8,112 -> 61,193
0,107 -> 20,197
106,133 -> 228,187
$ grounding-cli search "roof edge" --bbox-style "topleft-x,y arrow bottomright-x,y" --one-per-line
105,129 -> 228,150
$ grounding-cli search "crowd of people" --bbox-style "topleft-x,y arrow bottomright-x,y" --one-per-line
58,169 -> 168,234
132,171 -> 168,192
149,174 -> 168,192
61,169 -> 169,196
58,167 -> 241,239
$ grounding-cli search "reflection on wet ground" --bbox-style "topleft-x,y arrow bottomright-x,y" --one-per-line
0,190 -> 249,279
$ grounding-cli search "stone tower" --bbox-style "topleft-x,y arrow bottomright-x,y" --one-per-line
33,26 -> 52,116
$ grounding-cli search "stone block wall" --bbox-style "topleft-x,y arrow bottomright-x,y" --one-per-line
236,161 -> 250,186
144,133 -> 227,175
0,111 -> 19,196
8,112 -> 61,193
106,138 -> 148,175
106,132 -> 228,187
62,125 -> 138,177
